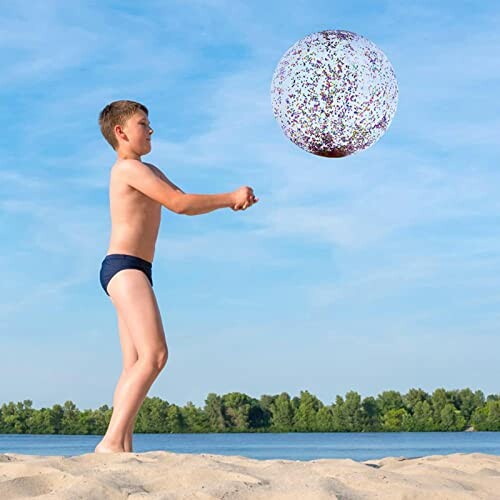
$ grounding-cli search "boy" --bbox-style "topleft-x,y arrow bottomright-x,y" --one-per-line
95,100 -> 258,453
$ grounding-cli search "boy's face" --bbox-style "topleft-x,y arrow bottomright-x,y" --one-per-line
116,110 -> 153,155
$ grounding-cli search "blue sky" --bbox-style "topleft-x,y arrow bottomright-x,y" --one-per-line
1,0 -> 499,411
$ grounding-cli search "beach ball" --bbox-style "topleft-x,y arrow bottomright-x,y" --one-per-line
271,30 -> 398,157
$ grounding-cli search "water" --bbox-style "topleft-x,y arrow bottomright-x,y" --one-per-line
1,432 -> 499,461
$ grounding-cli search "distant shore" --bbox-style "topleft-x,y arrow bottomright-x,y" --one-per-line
3,387 -> 499,435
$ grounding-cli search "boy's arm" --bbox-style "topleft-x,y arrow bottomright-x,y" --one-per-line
144,162 -> 185,194
120,159 -> 235,215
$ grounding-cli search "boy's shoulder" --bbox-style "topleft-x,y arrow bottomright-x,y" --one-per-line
113,158 -> 147,168
113,158 -> 157,175
113,159 -> 167,184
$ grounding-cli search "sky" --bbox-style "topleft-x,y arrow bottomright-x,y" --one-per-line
0,0 -> 499,411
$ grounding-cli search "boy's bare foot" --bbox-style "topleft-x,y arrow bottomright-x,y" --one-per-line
94,440 -> 126,453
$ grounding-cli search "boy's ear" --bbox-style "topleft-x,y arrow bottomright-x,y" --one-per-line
114,124 -> 126,141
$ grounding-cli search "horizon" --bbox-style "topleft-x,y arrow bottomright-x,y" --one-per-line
1,0 -> 499,410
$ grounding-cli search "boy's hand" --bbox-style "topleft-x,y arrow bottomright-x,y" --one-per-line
231,186 -> 259,211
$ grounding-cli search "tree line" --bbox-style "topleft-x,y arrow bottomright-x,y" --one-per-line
1,387 -> 499,434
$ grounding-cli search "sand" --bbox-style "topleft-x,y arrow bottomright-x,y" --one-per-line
0,451 -> 499,499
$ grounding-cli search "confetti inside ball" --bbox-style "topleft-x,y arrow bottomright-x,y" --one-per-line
271,30 -> 398,157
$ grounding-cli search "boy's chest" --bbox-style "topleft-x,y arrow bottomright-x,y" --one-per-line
109,166 -> 162,220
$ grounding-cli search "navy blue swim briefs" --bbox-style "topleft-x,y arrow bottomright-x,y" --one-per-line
99,253 -> 153,296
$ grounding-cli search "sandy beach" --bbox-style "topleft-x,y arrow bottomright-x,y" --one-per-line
0,451 -> 499,499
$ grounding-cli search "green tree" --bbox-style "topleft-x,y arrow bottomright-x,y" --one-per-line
135,397 -> 169,433
409,400 -> 435,431
472,400 -> 500,431
223,392 -> 254,431
27,407 -> 53,434
382,408 -> 410,431
471,406 -> 488,430
360,396 -> 382,431
61,401 -> 82,434
77,409 -> 98,435
331,395 -> 347,432
269,393 -> 294,432
0,387 -> 497,435
291,396 -> 301,413
316,406 -> 334,432
403,388 -> 430,414
165,404 -> 185,433
248,402 -> 268,431
50,404 -> 64,434
0,402 -> 19,433
332,392 -> 364,432
204,393 -> 229,432
293,390 -> 323,432
344,391 -> 364,432
487,401 -> 500,430
258,395 -> 275,429
440,403 -> 466,431
431,388 -> 450,427
449,389 -> 484,426
376,391 -> 405,415
1,401 -> 34,433
182,402 -> 209,433
91,405 -> 111,435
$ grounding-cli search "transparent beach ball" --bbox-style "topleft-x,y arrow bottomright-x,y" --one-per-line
271,30 -> 398,158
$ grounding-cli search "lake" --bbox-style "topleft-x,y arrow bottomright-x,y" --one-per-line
1,432 -> 500,461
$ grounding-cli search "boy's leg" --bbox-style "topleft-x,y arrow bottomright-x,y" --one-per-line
114,311 -> 155,452
113,312 -> 139,452
109,369 -> 136,451
95,269 -> 168,453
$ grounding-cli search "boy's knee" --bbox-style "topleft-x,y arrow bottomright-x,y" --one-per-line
147,348 -> 168,372
157,349 -> 168,370
139,345 -> 168,372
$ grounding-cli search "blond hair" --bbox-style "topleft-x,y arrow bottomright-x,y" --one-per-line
98,100 -> 149,150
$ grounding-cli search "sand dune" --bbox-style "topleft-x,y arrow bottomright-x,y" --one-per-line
0,451 -> 499,499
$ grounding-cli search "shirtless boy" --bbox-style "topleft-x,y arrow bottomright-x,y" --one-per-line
95,100 -> 258,453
